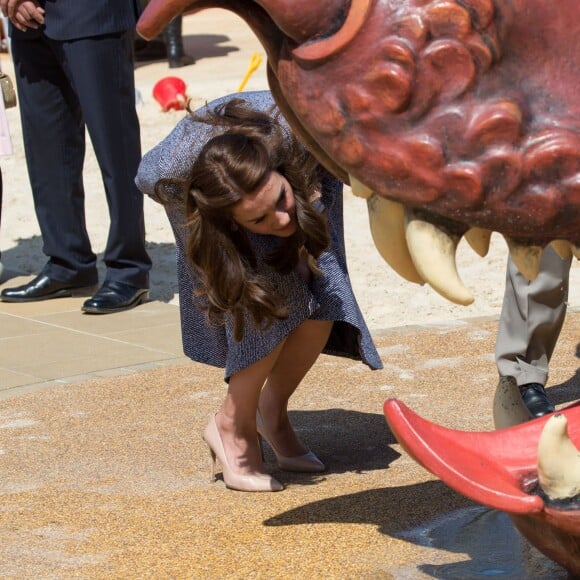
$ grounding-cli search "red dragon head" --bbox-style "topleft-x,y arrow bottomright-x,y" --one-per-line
137,0 -> 580,304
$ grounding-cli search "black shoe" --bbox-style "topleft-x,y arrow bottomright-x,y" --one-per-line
0,273 -> 95,302
519,383 -> 555,418
82,281 -> 149,314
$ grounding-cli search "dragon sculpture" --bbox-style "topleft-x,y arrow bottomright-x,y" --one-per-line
137,0 -> 580,574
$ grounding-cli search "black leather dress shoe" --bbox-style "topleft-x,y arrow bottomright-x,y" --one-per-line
82,281 -> 149,314
0,273 -> 94,302
519,383 -> 555,418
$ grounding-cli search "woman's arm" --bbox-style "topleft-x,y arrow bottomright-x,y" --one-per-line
136,116 -> 211,203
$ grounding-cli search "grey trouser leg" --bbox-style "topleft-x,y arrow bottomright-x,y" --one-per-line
495,245 -> 571,386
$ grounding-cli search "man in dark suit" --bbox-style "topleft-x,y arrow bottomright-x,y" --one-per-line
0,0 -> 152,313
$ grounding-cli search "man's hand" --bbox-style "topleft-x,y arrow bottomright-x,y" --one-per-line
1,0 -> 45,32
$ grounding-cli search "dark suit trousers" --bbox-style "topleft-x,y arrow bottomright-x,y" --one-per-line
11,31 -> 151,287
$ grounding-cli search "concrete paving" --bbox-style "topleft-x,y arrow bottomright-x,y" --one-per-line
0,9 -> 578,579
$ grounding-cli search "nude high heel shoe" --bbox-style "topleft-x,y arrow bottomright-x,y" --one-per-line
256,411 -> 325,473
203,414 -> 284,492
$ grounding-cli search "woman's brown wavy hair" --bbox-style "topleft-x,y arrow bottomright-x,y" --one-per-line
156,98 -> 330,341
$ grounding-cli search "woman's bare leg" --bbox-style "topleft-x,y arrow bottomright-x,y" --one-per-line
214,319 -> 332,472
215,339 -> 285,475
259,320 -> 333,457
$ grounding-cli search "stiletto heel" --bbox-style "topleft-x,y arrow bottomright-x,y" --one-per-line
202,414 -> 284,492
207,444 -> 217,482
256,411 -> 325,473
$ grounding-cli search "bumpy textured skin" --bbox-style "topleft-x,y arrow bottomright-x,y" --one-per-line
139,0 -> 580,245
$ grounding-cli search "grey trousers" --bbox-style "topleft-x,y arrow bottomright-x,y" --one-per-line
495,245 -> 572,386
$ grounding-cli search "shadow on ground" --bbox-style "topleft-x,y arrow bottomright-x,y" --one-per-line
133,33 -> 238,69
264,480 -> 473,529
265,486 -> 567,578
549,366 -> 580,407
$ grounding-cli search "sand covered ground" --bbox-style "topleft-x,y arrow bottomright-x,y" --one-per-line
0,10 -> 577,331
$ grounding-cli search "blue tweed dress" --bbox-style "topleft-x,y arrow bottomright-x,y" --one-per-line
136,91 -> 382,379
